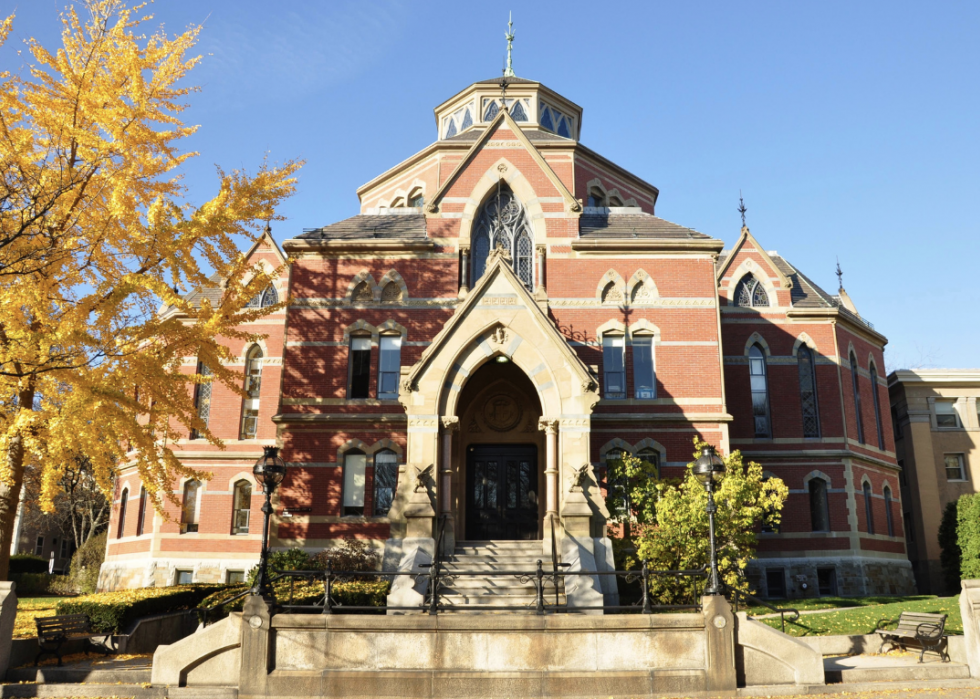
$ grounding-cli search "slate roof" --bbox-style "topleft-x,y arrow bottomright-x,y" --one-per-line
182,272 -> 223,309
444,129 -> 572,144
579,213 -> 712,240
297,214 -> 428,241
716,252 -> 837,309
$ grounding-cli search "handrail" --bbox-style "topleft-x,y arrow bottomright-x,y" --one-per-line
725,585 -> 799,633
199,587 -> 254,626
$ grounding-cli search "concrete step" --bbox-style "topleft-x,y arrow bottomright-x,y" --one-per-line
441,578 -> 559,590
823,655 -> 971,684
439,594 -> 565,606
0,684 -> 238,699
6,665 -> 152,684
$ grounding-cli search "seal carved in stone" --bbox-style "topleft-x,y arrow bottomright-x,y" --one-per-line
483,393 -> 523,432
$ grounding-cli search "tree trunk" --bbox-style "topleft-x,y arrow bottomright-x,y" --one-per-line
0,388 -> 34,580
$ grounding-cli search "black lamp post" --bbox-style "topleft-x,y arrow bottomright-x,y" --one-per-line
693,445 -> 726,596
253,446 -> 287,598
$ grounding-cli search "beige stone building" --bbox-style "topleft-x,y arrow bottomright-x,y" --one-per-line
889,369 -> 980,594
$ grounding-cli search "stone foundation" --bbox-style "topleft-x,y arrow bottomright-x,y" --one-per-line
99,556 -> 260,591
746,556 -> 916,599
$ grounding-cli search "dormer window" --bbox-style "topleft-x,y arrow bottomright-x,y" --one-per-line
246,284 -> 278,308
538,101 -> 573,138
480,97 -> 531,123
734,274 -> 769,308
588,187 -> 605,208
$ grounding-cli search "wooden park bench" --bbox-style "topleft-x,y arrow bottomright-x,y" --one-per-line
875,611 -> 949,663
35,614 -> 111,666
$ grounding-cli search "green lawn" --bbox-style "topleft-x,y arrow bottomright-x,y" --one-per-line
756,595 -> 962,637
740,594 -> 937,616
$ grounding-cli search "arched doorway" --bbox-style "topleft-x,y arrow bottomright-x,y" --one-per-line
455,359 -> 543,540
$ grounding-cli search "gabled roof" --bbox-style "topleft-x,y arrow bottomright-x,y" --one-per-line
297,213 -> 427,240
426,107 -> 581,215
403,251 -> 595,393
715,226 -> 792,289
580,212 -> 712,240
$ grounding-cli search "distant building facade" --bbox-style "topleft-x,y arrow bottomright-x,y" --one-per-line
889,369 -> 980,594
100,74 -> 914,598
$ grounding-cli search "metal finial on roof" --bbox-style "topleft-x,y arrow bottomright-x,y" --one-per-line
503,12 -> 515,78
836,257 -> 844,291
738,191 -> 747,228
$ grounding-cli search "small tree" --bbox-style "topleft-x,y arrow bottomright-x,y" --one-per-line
938,500 -> 961,594
957,493 -> 980,581
633,439 -> 788,603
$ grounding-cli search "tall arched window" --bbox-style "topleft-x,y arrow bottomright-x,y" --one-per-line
343,451 -> 367,517
246,284 -> 278,308
373,450 -> 399,516
240,345 -> 263,440
232,480 -> 252,535
181,480 -> 201,534
870,363 -> 884,449
808,478 -> 830,532
850,352 -> 865,444
883,485 -> 894,537
734,274 -> 770,307
117,488 -> 129,539
190,363 -> 212,440
749,345 -> 771,437
636,447 -> 661,476
470,184 -> 534,289
137,487 -> 149,536
863,481 -> 874,535
797,345 -> 820,438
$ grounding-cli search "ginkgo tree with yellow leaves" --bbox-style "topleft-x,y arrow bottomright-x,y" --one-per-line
0,2 -> 301,579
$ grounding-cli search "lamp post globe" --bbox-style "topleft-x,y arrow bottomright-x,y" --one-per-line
253,446 -> 287,598
694,445 -> 726,596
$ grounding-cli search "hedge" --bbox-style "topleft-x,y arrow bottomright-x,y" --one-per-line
10,573 -> 67,596
56,583 -> 228,634
958,493 -> 980,580
9,555 -> 49,575
939,501 -> 961,593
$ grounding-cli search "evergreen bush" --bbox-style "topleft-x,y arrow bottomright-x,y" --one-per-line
9,554 -> 49,575
957,493 -> 980,581
938,500 -> 961,593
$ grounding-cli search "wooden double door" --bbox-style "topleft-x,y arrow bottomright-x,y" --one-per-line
465,444 -> 539,541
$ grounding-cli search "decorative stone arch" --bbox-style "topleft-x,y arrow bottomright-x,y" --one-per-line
585,178 -> 608,205
744,332 -> 772,357
598,438 -> 633,459
802,470 -> 833,488
596,270 -> 627,305
378,270 -> 409,304
724,258 -> 778,307
389,196 -> 406,208
867,353 -> 881,378
632,437 -> 667,466
792,332 -> 818,358
626,270 -> 659,304
406,179 -> 426,205
343,320 -> 378,343
377,319 -> 408,340
239,339 -> 270,365
337,438 -> 371,462
606,188 -> 625,207
371,438 -> 404,458
346,271 -> 381,304
456,159 -> 549,247
859,474 -> 873,491
242,259 -> 287,299
628,319 -> 661,342
596,319 -> 627,343
227,471 -> 258,490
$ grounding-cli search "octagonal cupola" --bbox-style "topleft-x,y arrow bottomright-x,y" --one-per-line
434,77 -> 584,142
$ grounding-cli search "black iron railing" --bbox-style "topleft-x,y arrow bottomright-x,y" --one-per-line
725,585 -> 800,633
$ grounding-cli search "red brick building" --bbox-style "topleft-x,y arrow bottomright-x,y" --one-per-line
101,75 -> 913,598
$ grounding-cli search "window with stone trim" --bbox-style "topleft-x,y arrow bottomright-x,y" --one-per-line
797,345 -> 820,438
117,489 -> 128,539
602,335 -> 626,399
240,345 -> 263,440
347,336 -> 371,399
749,345 -> 771,437
377,335 -> 402,400
232,480 -> 252,535
246,284 -> 278,308
373,449 -> 399,517
945,453 -> 966,481
808,478 -> 830,532
935,400 -> 960,428
137,487 -> 149,536
863,481 -> 875,535
470,185 -> 534,290
190,362 -> 212,440
181,480 -> 201,534
343,451 -> 367,517
870,364 -> 884,449
883,486 -> 894,537
587,187 -> 605,208
850,352 -> 865,444
633,335 -> 656,399
734,274 -> 769,307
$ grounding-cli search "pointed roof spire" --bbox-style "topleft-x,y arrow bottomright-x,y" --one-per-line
503,12 -> 516,78
738,190 -> 748,230
835,256 -> 844,291
835,256 -> 860,315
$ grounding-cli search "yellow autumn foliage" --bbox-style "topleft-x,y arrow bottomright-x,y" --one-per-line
0,2 -> 301,576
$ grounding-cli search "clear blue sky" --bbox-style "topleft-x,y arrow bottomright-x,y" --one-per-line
6,1 -> 979,369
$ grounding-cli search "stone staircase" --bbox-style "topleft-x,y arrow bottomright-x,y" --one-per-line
435,540 -> 565,612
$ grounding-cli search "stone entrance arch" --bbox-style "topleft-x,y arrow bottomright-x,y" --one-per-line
388,252 -> 603,554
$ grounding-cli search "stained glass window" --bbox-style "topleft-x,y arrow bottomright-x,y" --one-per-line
461,108 -> 473,130
798,346 -> 820,438
540,106 -> 554,131
749,345 -> 771,437
469,185 -> 534,289
735,274 -> 769,307
511,100 -> 528,121
557,116 -> 571,138
445,120 -> 457,138
374,450 -> 399,516
260,285 -> 278,307
484,100 -> 499,121
191,363 -> 212,439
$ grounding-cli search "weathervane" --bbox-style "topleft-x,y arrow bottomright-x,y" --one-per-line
738,190 -> 747,228
503,12 -> 515,78
836,257 -> 844,291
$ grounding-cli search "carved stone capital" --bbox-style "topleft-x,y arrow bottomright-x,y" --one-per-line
538,418 -> 559,435
488,325 -> 509,346
441,416 -> 460,432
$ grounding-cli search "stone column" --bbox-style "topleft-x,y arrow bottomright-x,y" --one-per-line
459,246 -> 470,297
703,594 -> 737,691
238,594 -> 274,699
535,244 -> 547,295
0,582 -> 16,681
539,419 -> 559,520
440,417 -> 459,555
961,580 -> 980,678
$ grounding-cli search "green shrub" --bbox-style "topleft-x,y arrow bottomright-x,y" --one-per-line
246,548 -> 317,586
56,583 -> 228,633
9,554 -> 49,575
311,539 -> 380,575
958,493 -> 980,581
198,578 -> 390,624
11,573 -> 53,595
939,501 -> 961,594
68,532 -> 107,594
